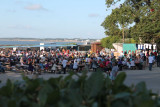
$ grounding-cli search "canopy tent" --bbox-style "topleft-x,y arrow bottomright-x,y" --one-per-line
123,43 -> 137,53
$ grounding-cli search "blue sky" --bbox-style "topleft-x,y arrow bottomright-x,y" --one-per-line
0,0 -> 115,39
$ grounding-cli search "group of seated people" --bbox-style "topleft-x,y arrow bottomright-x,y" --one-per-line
0,48 -> 159,76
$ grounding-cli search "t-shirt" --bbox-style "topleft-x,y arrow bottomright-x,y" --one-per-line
110,66 -> 119,80
73,62 -> 78,69
62,59 -> 68,68
131,60 -> 135,66
148,56 -> 154,63
85,58 -> 90,63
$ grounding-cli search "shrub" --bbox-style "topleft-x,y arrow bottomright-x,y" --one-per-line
0,72 -> 160,107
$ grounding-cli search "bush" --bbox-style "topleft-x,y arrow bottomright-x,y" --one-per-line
0,72 -> 160,107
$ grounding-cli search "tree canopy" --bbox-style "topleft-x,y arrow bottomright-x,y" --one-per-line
101,0 -> 160,49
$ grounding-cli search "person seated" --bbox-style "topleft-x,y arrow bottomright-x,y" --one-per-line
69,61 -> 73,71
130,59 -> 136,70
0,63 -> 5,73
122,60 -> 127,66
126,59 -> 131,69
105,62 -> 112,76
28,62 -> 34,74
73,61 -> 78,72
118,59 -> 122,71
45,62 -> 49,72
39,61 -> 44,72
99,61 -> 104,68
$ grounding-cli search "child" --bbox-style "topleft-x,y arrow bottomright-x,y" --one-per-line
127,59 -> 131,69
51,63 -> 57,73
45,62 -> 49,72
130,59 -> 136,70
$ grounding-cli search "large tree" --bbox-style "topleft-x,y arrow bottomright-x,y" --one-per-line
101,3 -> 133,43
102,0 -> 160,50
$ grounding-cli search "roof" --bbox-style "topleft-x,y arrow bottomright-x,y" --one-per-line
91,42 -> 101,45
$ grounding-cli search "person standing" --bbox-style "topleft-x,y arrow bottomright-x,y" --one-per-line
92,60 -> 98,72
157,53 -> 160,67
148,54 -> 154,71
73,61 -> 78,72
110,62 -> 119,83
62,58 -> 68,74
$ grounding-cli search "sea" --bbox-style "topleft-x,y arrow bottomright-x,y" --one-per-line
0,40 -> 84,45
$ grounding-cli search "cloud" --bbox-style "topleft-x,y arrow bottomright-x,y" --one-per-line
88,14 -> 100,18
24,4 -> 48,11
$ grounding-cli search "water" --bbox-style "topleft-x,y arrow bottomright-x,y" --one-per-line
0,40 -> 84,45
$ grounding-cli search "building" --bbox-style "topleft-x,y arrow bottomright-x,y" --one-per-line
91,42 -> 103,53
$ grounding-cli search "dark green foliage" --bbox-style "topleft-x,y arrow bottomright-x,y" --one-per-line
0,72 -> 160,107
101,36 -> 121,48
103,0 -> 160,49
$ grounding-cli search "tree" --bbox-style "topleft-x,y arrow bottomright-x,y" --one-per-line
103,0 -> 160,51
101,36 -> 121,48
128,0 -> 160,50
101,4 -> 133,43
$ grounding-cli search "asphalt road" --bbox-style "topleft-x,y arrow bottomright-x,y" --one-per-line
124,67 -> 160,94
0,66 -> 160,94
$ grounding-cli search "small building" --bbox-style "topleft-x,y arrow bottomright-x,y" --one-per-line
78,45 -> 91,51
91,42 -> 103,53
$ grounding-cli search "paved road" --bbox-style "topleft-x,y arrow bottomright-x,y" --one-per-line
0,66 -> 160,94
124,67 -> 160,94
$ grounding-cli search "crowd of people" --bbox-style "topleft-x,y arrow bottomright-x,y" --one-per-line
0,48 -> 160,81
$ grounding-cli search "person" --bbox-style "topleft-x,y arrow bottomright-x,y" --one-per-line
20,57 -> 24,65
130,59 -> 136,70
28,62 -> 34,74
157,53 -> 160,67
105,61 -> 112,76
111,51 -> 114,58
0,63 -> 5,73
126,59 -> 131,69
118,59 -> 122,71
62,58 -> 68,74
92,60 -> 98,72
110,62 -> 119,83
124,50 -> 127,57
120,51 -> 124,58
51,63 -> 57,73
142,54 -> 146,69
69,61 -> 73,71
39,61 -> 44,72
154,51 -> 157,60
148,54 -> 154,71
73,61 -> 78,72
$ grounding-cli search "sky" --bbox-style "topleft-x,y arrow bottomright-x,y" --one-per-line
0,0 -> 115,39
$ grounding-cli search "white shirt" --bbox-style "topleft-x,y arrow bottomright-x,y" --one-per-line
62,59 -> 68,68
131,60 -> 135,66
148,56 -> 154,63
51,64 -> 57,70
77,58 -> 81,63
73,62 -> 78,69
85,58 -> 90,63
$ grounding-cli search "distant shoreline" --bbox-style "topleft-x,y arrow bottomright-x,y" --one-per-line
0,38 -> 98,43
